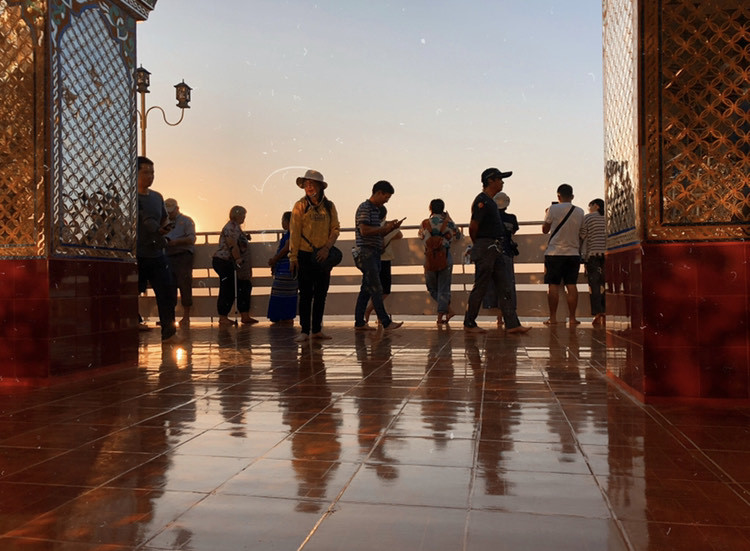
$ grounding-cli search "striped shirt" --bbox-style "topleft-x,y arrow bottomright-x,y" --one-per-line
580,213 -> 606,260
355,200 -> 383,250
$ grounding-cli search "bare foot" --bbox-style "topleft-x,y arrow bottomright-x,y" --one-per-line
312,332 -> 332,340
569,319 -> 581,326
506,325 -> 531,334
464,325 -> 487,334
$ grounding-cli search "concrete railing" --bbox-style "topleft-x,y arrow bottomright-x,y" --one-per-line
139,222 -> 590,322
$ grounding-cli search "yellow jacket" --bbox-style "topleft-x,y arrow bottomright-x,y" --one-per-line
289,195 -> 340,262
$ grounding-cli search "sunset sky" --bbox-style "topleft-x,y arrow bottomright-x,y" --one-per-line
137,1 -> 604,235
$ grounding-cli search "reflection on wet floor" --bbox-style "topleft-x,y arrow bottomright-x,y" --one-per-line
2,322 -> 750,550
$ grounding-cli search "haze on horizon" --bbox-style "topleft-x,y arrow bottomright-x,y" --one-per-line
137,1 -> 604,234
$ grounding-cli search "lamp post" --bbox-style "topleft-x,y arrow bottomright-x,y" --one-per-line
135,66 -> 192,156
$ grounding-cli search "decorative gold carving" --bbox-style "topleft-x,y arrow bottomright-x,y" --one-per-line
0,1 -> 46,258
50,4 -> 137,258
646,0 -> 750,240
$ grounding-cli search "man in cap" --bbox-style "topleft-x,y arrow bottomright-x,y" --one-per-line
463,167 -> 530,334
165,198 -> 196,327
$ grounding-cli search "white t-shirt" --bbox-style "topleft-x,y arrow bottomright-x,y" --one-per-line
544,202 -> 585,256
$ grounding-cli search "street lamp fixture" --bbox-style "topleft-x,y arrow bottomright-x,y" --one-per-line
175,81 -> 192,109
135,65 -> 192,156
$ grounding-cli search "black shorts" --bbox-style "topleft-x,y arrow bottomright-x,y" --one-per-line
544,255 -> 580,285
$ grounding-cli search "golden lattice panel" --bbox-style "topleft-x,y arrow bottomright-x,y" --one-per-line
50,2 -> 138,258
645,0 -> 750,240
603,0 -> 640,250
0,1 -> 46,257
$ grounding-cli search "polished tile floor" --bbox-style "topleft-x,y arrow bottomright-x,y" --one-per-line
2,321 -> 750,550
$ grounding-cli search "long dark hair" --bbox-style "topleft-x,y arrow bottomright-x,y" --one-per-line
589,198 -> 604,215
305,190 -> 334,217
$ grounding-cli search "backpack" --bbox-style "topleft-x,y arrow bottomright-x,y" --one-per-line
422,216 -> 450,272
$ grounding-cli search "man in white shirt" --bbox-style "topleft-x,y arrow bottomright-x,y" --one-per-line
542,184 -> 585,325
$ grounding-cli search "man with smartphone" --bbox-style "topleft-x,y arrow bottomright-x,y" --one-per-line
137,156 -> 178,343
353,180 -> 404,331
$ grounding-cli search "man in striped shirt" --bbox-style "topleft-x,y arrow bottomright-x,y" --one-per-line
580,198 -> 606,326
353,180 -> 405,331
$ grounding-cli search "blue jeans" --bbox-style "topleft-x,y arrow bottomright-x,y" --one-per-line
138,254 -> 176,340
425,252 -> 453,313
464,239 -> 520,329
354,247 -> 392,327
585,256 -> 606,315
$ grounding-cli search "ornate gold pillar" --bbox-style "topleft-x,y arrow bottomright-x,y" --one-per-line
0,0 -> 156,381
604,0 -> 750,401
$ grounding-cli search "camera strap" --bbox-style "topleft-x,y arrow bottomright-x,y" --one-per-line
548,205 -> 576,243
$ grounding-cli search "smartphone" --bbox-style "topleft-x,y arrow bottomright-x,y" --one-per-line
551,201 -> 558,205
398,217 -> 407,223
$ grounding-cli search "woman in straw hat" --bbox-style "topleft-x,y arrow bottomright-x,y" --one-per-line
289,169 -> 341,342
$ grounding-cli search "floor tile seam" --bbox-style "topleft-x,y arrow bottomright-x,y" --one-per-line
0,480 -> 92,491
614,519 -> 750,529
0,536 -> 112,548
0,483 -> 146,540
0,447 -> 104,480
465,345 -> 488,521
363,432 -> 476,441
0,379 -> 153,417
334,498 -> 470,512
541,359 -> 638,551
0,404 -> 157,432
618,394 -> 745,463
643,407 -> 750,507
465,507 -> 616,521
7,405 -> 206,437
134,492 -> 216,550
0,431 -> 162,462
295,393 -> 425,550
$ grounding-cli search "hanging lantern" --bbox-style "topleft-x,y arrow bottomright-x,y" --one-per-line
175,80 -> 192,109
135,66 -> 151,94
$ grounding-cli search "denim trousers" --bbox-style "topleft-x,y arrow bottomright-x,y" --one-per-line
586,256 -> 606,315
464,240 -> 520,329
138,254 -> 176,340
354,247 -> 391,327
425,252 -> 453,313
